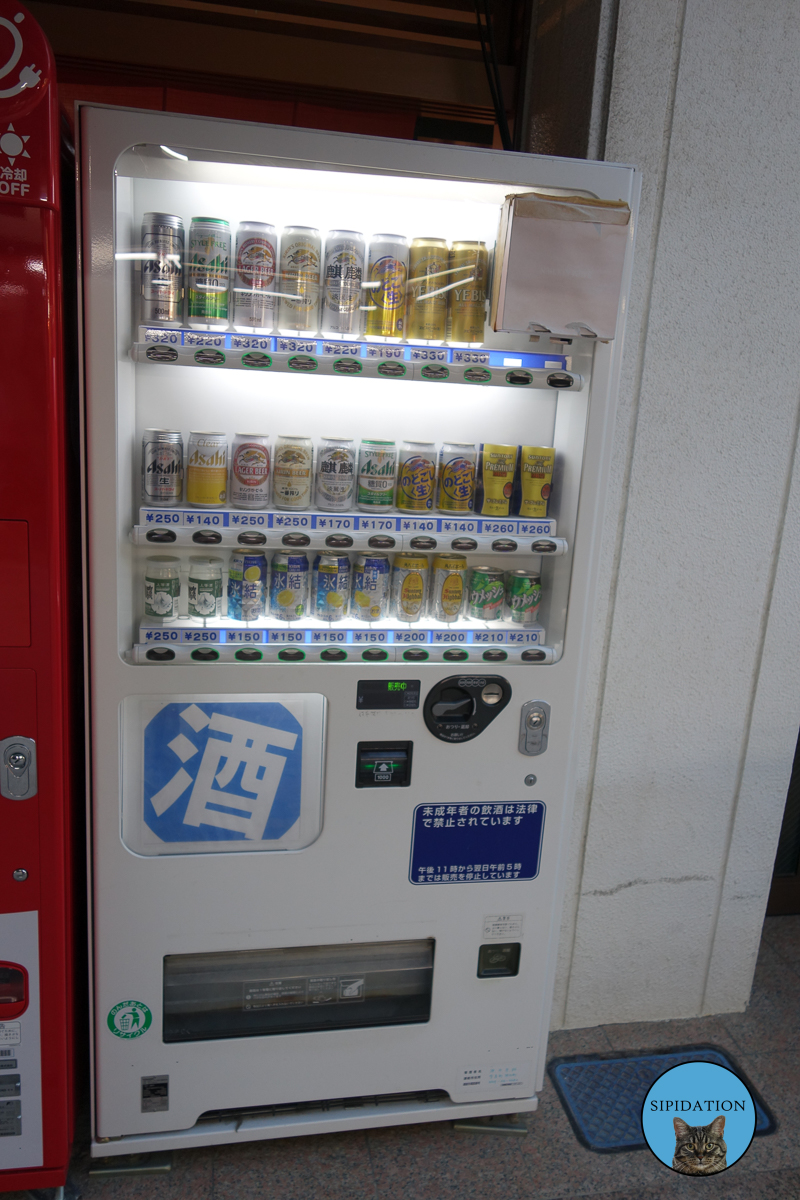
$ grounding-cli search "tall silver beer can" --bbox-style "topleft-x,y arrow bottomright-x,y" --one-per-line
278,226 -> 321,334
233,221 -> 278,332
315,437 -> 356,511
141,429 -> 183,505
141,213 -> 184,326
230,434 -> 271,509
321,230 -> 365,337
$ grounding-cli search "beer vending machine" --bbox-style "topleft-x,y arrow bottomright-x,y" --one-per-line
79,104 -> 638,1154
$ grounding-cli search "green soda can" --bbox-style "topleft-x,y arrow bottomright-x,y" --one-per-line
505,570 -> 542,625
187,218 -> 231,328
468,566 -> 505,621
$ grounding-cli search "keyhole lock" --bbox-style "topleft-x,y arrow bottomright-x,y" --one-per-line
7,752 -> 27,771
519,702 -> 551,757
526,710 -> 546,730
0,736 -> 37,800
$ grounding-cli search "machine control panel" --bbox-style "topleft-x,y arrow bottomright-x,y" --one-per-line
423,675 -> 511,743
356,680 -> 421,710
518,701 -> 551,756
355,742 -> 413,788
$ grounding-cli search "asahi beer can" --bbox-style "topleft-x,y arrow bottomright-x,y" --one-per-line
357,440 -> 397,511
437,442 -> 476,513
278,227 -> 321,334
351,553 -> 391,621
315,437 -> 356,511
228,549 -> 268,621
448,240 -> 488,345
364,234 -> 409,340
518,446 -> 556,519
187,218 -> 231,328
476,443 -> 518,517
321,230 -> 365,337
273,436 -> 313,510
392,553 -> 429,623
506,570 -> 542,625
396,441 -> 437,512
144,555 -> 180,622
230,434 -> 271,509
141,429 -> 183,505
141,213 -> 184,325
430,554 -> 467,622
232,221 -> 278,332
406,237 -> 449,342
270,552 -> 309,621
186,432 -> 228,507
312,554 -> 351,621
188,556 -> 224,622
468,566 -> 505,621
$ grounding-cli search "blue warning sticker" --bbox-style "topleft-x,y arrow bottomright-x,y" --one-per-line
409,801 -> 545,884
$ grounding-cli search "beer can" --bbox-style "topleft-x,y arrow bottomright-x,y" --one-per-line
186,432 -> 228,507
230,434 -> 271,509
269,552 -> 309,621
312,553 -> 351,621
505,570 -> 542,625
188,556 -> 224,622
315,437 -> 356,512
232,221 -> 278,332
357,440 -> 397,511
468,566 -> 505,621
518,446 -> 556,519
364,234 -> 409,340
397,441 -> 437,512
436,442 -> 476,513
476,443 -> 518,517
406,237 -> 449,342
273,436 -> 313,510
228,549 -> 268,622
141,213 -> 184,325
144,555 -> 180,623
448,240 -> 488,345
351,553 -> 391,621
187,218 -> 231,328
430,554 -> 467,622
141,429 -> 183,506
392,553 -> 429,623
321,230 -> 365,337
278,226 -> 321,334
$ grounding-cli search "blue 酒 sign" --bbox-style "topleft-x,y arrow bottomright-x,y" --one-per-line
409,801 -> 545,884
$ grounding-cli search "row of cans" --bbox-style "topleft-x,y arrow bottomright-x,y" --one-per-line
144,552 -> 542,626
140,214 -> 488,343
143,431 -> 555,518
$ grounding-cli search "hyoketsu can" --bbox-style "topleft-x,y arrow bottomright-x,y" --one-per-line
230,434 -> 270,509
430,554 -> 467,622
321,231 -> 365,337
396,441 -> 437,512
351,553 -> 391,621
315,437 -> 356,511
141,429 -> 183,505
188,556 -> 224,622
392,553 -> 429,623
227,550 -> 268,621
187,218 -> 231,328
140,213 -> 184,325
468,565 -> 505,621
505,569 -> 542,625
186,432 -> 228,507
437,443 -> 476,512
232,221 -> 277,332
312,554 -> 351,621
270,552 -> 309,621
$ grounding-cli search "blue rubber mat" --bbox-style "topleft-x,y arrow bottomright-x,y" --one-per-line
548,1045 -> 776,1153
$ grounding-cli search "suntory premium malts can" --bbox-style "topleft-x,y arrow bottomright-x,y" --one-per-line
351,554 -> 391,621
392,553 -> 429,622
321,231 -> 365,337
430,554 -> 467,622
468,566 -> 505,620
186,432 -> 228,507
397,441 -> 437,511
233,221 -> 278,332
278,227 -> 321,333
506,570 -> 542,625
476,443 -> 518,517
518,446 -> 556,519
228,550 -> 268,621
315,437 -> 356,511
230,434 -> 271,509
357,440 -> 397,510
406,238 -> 448,342
436,442 -> 476,513
188,556 -> 224,622
270,552 -> 309,620
448,240 -> 488,344
141,429 -> 183,505
144,555 -> 181,622
141,213 -> 184,325
312,554 -> 351,621
273,436 -> 313,510
187,218 -> 231,328
364,234 -> 409,340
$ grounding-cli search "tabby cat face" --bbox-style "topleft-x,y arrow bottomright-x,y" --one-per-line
672,1115 -> 727,1174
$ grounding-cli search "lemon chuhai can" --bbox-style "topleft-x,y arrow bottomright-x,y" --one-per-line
270,552 -> 309,621
312,554 -> 351,621
392,553 -> 429,623
352,553 -> 391,621
430,554 -> 467,622
227,550 -> 268,622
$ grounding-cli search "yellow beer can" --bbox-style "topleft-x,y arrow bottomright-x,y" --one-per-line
406,237 -> 449,342
477,443 -> 518,517
186,432 -> 228,508
448,240 -> 488,345
391,553 -> 429,623
519,446 -> 556,519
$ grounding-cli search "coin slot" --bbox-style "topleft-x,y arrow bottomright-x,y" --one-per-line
521,649 -> 547,662
483,649 -> 508,662
237,532 -> 267,546
145,529 -> 177,544
192,530 -> 222,545
362,648 -> 389,662
278,648 -> 306,662
146,647 -> 176,662
234,648 -> 263,662
320,648 -> 347,662
191,648 -> 219,662
282,533 -> 311,547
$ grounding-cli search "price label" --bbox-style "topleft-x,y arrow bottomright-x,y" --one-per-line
516,522 -> 555,536
272,514 -> 313,528
184,512 -> 225,527
452,350 -> 489,364
409,348 -> 447,362
356,517 -> 397,531
431,630 -> 468,643
507,630 -> 544,644
142,628 -> 180,642
315,515 -> 355,530
364,343 -> 403,359
473,631 -> 507,644
182,630 -> 220,643
229,513 -> 268,526
267,630 -> 306,643
142,509 -> 182,524
440,519 -> 477,533
231,335 -> 273,350
352,630 -> 388,643
277,338 -> 316,353
144,328 -> 181,344
394,630 -> 430,644
398,518 -> 437,532
322,342 -> 360,356
227,630 -> 265,643
185,332 -> 226,347
310,630 -> 347,643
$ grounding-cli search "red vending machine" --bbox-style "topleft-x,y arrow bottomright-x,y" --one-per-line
0,2 -> 76,1190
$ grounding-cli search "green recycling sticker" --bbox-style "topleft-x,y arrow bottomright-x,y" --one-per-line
107,1000 -> 152,1039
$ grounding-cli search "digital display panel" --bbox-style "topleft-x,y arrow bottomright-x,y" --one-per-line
356,680 -> 420,710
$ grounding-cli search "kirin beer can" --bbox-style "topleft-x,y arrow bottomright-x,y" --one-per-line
187,218 -> 231,328
141,429 -> 183,505
448,240 -> 488,345
430,554 -> 467,622
364,234 -> 409,340
406,237 -> 448,343
505,570 -> 542,625
144,555 -> 180,623
392,553 -> 429,623
321,230 -> 365,337
228,549 -> 268,621
273,436 -> 313,510
315,437 -> 356,511
351,553 -> 391,621
278,227 -> 321,334
312,554 -> 351,621
396,441 -> 437,512
230,434 -> 271,509
357,440 -> 397,511
270,552 -> 309,621
141,213 -> 184,325
232,221 -> 278,332
186,432 -> 228,507
468,566 -> 505,621
436,443 -> 476,513
188,556 -> 224,622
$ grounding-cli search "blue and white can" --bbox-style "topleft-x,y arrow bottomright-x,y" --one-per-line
351,553 -> 391,621
227,550 -> 268,621
270,552 -> 309,621
312,554 -> 351,621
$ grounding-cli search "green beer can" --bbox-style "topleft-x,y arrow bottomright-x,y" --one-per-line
188,217 -> 231,328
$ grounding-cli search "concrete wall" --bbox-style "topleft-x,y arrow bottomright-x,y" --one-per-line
551,0 -> 800,1027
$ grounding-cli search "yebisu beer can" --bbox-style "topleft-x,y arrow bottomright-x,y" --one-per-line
447,240 -> 488,345
406,237 -> 448,342
227,550 -> 267,621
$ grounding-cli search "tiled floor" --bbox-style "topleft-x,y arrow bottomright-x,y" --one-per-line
16,916 -> 800,1200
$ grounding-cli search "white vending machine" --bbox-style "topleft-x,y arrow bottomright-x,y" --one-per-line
78,105 -> 638,1155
